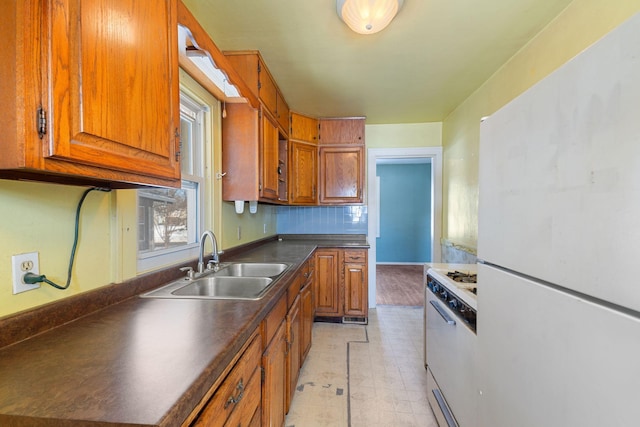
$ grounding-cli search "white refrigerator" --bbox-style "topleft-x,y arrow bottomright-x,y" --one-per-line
477,11 -> 640,427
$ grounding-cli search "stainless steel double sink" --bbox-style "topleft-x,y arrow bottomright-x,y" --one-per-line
140,262 -> 290,301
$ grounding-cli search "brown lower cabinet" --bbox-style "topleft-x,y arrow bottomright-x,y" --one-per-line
314,249 -> 341,316
261,297 -> 287,427
314,248 -> 368,322
190,332 -> 262,426
300,256 -> 315,363
285,295 -> 301,413
189,258 -> 318,427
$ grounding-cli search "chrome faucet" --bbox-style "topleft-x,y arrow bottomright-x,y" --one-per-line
198,230 -> 220,274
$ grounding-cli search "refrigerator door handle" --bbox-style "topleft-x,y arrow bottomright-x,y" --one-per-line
430,300 -> 456,325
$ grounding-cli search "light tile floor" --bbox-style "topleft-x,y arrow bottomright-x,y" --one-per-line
286,306 -> 439,427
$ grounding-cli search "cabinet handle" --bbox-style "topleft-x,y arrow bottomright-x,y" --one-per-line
224,379 -> 245,409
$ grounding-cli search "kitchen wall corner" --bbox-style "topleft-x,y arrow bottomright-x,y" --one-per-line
441,239 -> 477,264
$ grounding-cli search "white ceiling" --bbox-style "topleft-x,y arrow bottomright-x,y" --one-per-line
183,0 -> 573,124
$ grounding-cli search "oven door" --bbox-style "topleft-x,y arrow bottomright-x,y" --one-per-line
426,283 -> 477,427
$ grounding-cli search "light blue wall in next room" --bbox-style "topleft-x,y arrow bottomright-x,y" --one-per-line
376,163 -> 432,263
276,206 -> 368,234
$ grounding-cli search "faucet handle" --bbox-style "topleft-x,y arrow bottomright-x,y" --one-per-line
179,266 -> 195,280
206,259 -> 221,272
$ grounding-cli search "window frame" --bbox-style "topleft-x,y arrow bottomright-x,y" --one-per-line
136,91 -> 208,272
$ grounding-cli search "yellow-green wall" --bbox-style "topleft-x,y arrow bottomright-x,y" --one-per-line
442,1 -> 640,252
220,202 -> 277,249
0,181 -> 115,316
366,122 -> 442,148
0,70 -> 274,318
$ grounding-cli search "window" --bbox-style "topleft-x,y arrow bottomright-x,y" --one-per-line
137,92 -> 207,271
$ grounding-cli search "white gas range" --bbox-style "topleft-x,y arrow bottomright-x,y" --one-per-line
424,263 -> 477,427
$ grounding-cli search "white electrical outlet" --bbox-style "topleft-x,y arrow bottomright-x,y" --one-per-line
264,223 -> 267,234
237,226 -> 242,240
12,252 -> 40,294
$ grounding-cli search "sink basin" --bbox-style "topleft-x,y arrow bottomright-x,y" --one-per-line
140,262 -> 290,300
141,276 -> 274,300
172,276 -> 273,300
214,262 -> 289,277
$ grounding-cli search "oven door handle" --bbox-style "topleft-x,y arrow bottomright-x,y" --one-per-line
429,300 -> 456,325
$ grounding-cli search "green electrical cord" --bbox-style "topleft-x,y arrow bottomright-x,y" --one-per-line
23,187 -> 111,290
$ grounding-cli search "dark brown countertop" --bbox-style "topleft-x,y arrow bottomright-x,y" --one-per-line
0,236 -> 368,426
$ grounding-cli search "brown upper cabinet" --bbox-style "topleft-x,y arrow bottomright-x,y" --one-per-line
289,140 -> 317,205
221,50 -> 289,204
318,118 -> 365,145
290,112 -> 319,144
317,117 -> 365,204
289,112 -> 319,205
261,112 -> 282,201
319,145 -> 365,204
276,90 -> 290,133
222,103 -> 288,204
224,51 -> 289,137
1,0 -> 183,188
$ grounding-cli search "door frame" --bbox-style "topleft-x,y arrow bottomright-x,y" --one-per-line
367,147 -> 443,308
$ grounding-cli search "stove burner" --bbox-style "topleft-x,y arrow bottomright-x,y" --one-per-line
446,271 -> 477,284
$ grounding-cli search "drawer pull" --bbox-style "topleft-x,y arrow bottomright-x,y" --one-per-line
224,379 -> 245,409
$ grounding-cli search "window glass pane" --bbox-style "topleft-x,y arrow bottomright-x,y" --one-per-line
137,90 -> 207,268
138,181 -> 198,253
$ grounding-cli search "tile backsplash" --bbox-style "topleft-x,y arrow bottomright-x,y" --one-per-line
276,206 -> 368,234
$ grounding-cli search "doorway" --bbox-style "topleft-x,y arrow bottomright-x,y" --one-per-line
367,147 -> 443,309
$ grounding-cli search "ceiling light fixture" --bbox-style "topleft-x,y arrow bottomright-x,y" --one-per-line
336,0 -> 404,35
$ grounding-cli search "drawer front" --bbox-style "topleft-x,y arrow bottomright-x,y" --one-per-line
287,275 -> 303,309
193,334 -> 261,426
344,249 -> 366,263
262,296 -> 287,348
223,367 -> 261,427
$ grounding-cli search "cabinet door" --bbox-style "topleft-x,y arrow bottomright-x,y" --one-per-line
276,92 -> 289,136
222,103 -> 260,201
261,112 -> 280,200
289,141 -> 317,205
262,320 -> 286,427
290,112 -> 318,143
300,281 -> 313,363
46,0 -> 181,184
259,58 -> 278,117
319,146 -> 364,204
344,262 -> 368,317
285,295 -> 301,413
318,118 -> 364,145
314,249 -> 342,317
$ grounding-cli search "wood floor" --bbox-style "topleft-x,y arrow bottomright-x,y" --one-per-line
376,264 -> 424,306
